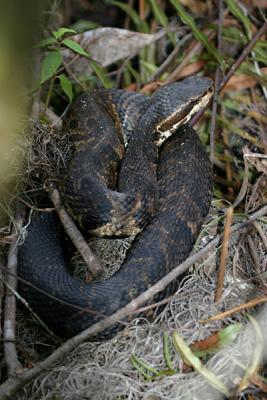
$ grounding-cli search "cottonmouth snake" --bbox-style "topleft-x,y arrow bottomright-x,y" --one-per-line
18,76 -> 214,338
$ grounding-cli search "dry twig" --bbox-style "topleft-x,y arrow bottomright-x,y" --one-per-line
50,188 -> 103,278
200,296 -> 267,323
3,207 -> 25,377
215,206 -> 233,302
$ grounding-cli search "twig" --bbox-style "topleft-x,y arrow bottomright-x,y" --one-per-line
0,204 -> 266,399
146,33 -> 192,83
247,235 -> 262,274
232,155 -> 250,209
215,207 -> 234,302
3,207 -> 25,377
1,274 -> 59,340
199,296 -> 267,323
164,39 -> 205,84
190,20 -> 267,126
220,20 -> 267,91
50,188 -> 103,278
253,221 -> 267,250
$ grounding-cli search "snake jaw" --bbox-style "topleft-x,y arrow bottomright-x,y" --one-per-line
155,86 -> 214,147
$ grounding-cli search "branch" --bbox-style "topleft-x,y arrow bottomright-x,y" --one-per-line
50,188 -> 103,278
3,207 -> 25,377
215,206 -> 233,302
0,204 -> 266,399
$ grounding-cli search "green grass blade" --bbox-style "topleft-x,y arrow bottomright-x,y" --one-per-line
169,0 -> 225,67
172,331 -> 230,397
111,1 -> 149,33
148,0 -> 168,27
224,0 -> 251,39
163,331 -> 174,370
90,60 -> 113,88
149,0 -> 176,45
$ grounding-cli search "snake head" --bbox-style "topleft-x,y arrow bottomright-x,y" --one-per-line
154,76 -> 214,146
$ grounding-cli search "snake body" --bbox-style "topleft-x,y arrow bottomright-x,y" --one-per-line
18,77 -> 213,338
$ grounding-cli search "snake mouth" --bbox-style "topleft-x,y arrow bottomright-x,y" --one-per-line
155,86 -> 214,147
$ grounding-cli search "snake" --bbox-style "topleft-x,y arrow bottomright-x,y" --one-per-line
18,76 -> 214,338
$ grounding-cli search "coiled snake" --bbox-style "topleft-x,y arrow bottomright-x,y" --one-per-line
18,76 -> 214,338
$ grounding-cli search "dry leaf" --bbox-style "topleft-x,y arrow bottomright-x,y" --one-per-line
62,27 -> 161,76
191,332 -> 220,352
177,60 -> 205,79
223,67 -> 267,92
140,81 -> 162,94
179,0 -> 207,14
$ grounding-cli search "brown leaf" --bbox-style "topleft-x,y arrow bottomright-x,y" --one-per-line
179,0 -> 207,14
250,373 -> 267,392
223,67 -> 267,92
140,81 -> 162,94
191,332 -> 220,352
177,61 -> 205,80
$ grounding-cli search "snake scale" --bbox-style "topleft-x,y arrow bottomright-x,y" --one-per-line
18,76 -> 214,338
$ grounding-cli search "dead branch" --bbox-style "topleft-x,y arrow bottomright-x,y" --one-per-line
50,188 -> 103,278
200,296 -> 267,323
215,206 -> 233,302
3,207 -> 25,377
0,204 -> 266,400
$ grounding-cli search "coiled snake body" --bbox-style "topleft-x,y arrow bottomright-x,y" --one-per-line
18,77 -> 214,338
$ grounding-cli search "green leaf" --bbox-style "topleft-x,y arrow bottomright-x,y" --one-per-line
172,331 -> 230,397
221,26 -> 247,45
53,27 -> 77,40
169,0 -> 225,67
40,51 -> 62,84
140,60 -> 157,74
70,20 -> 99,33
192,324 -> 242,358
58,74 -> 73,102
148,0 -> 176,45
35,37 -> 57,48
163,331 -> 174,370
90,60 -> 113,88
224,0 -> 251,39
130,354 -> 158,379
62,38 -> 89,57
111,1 -> 149,33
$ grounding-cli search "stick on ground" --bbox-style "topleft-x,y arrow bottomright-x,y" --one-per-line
3,207 -> 25,377
50,188 -> 103,278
